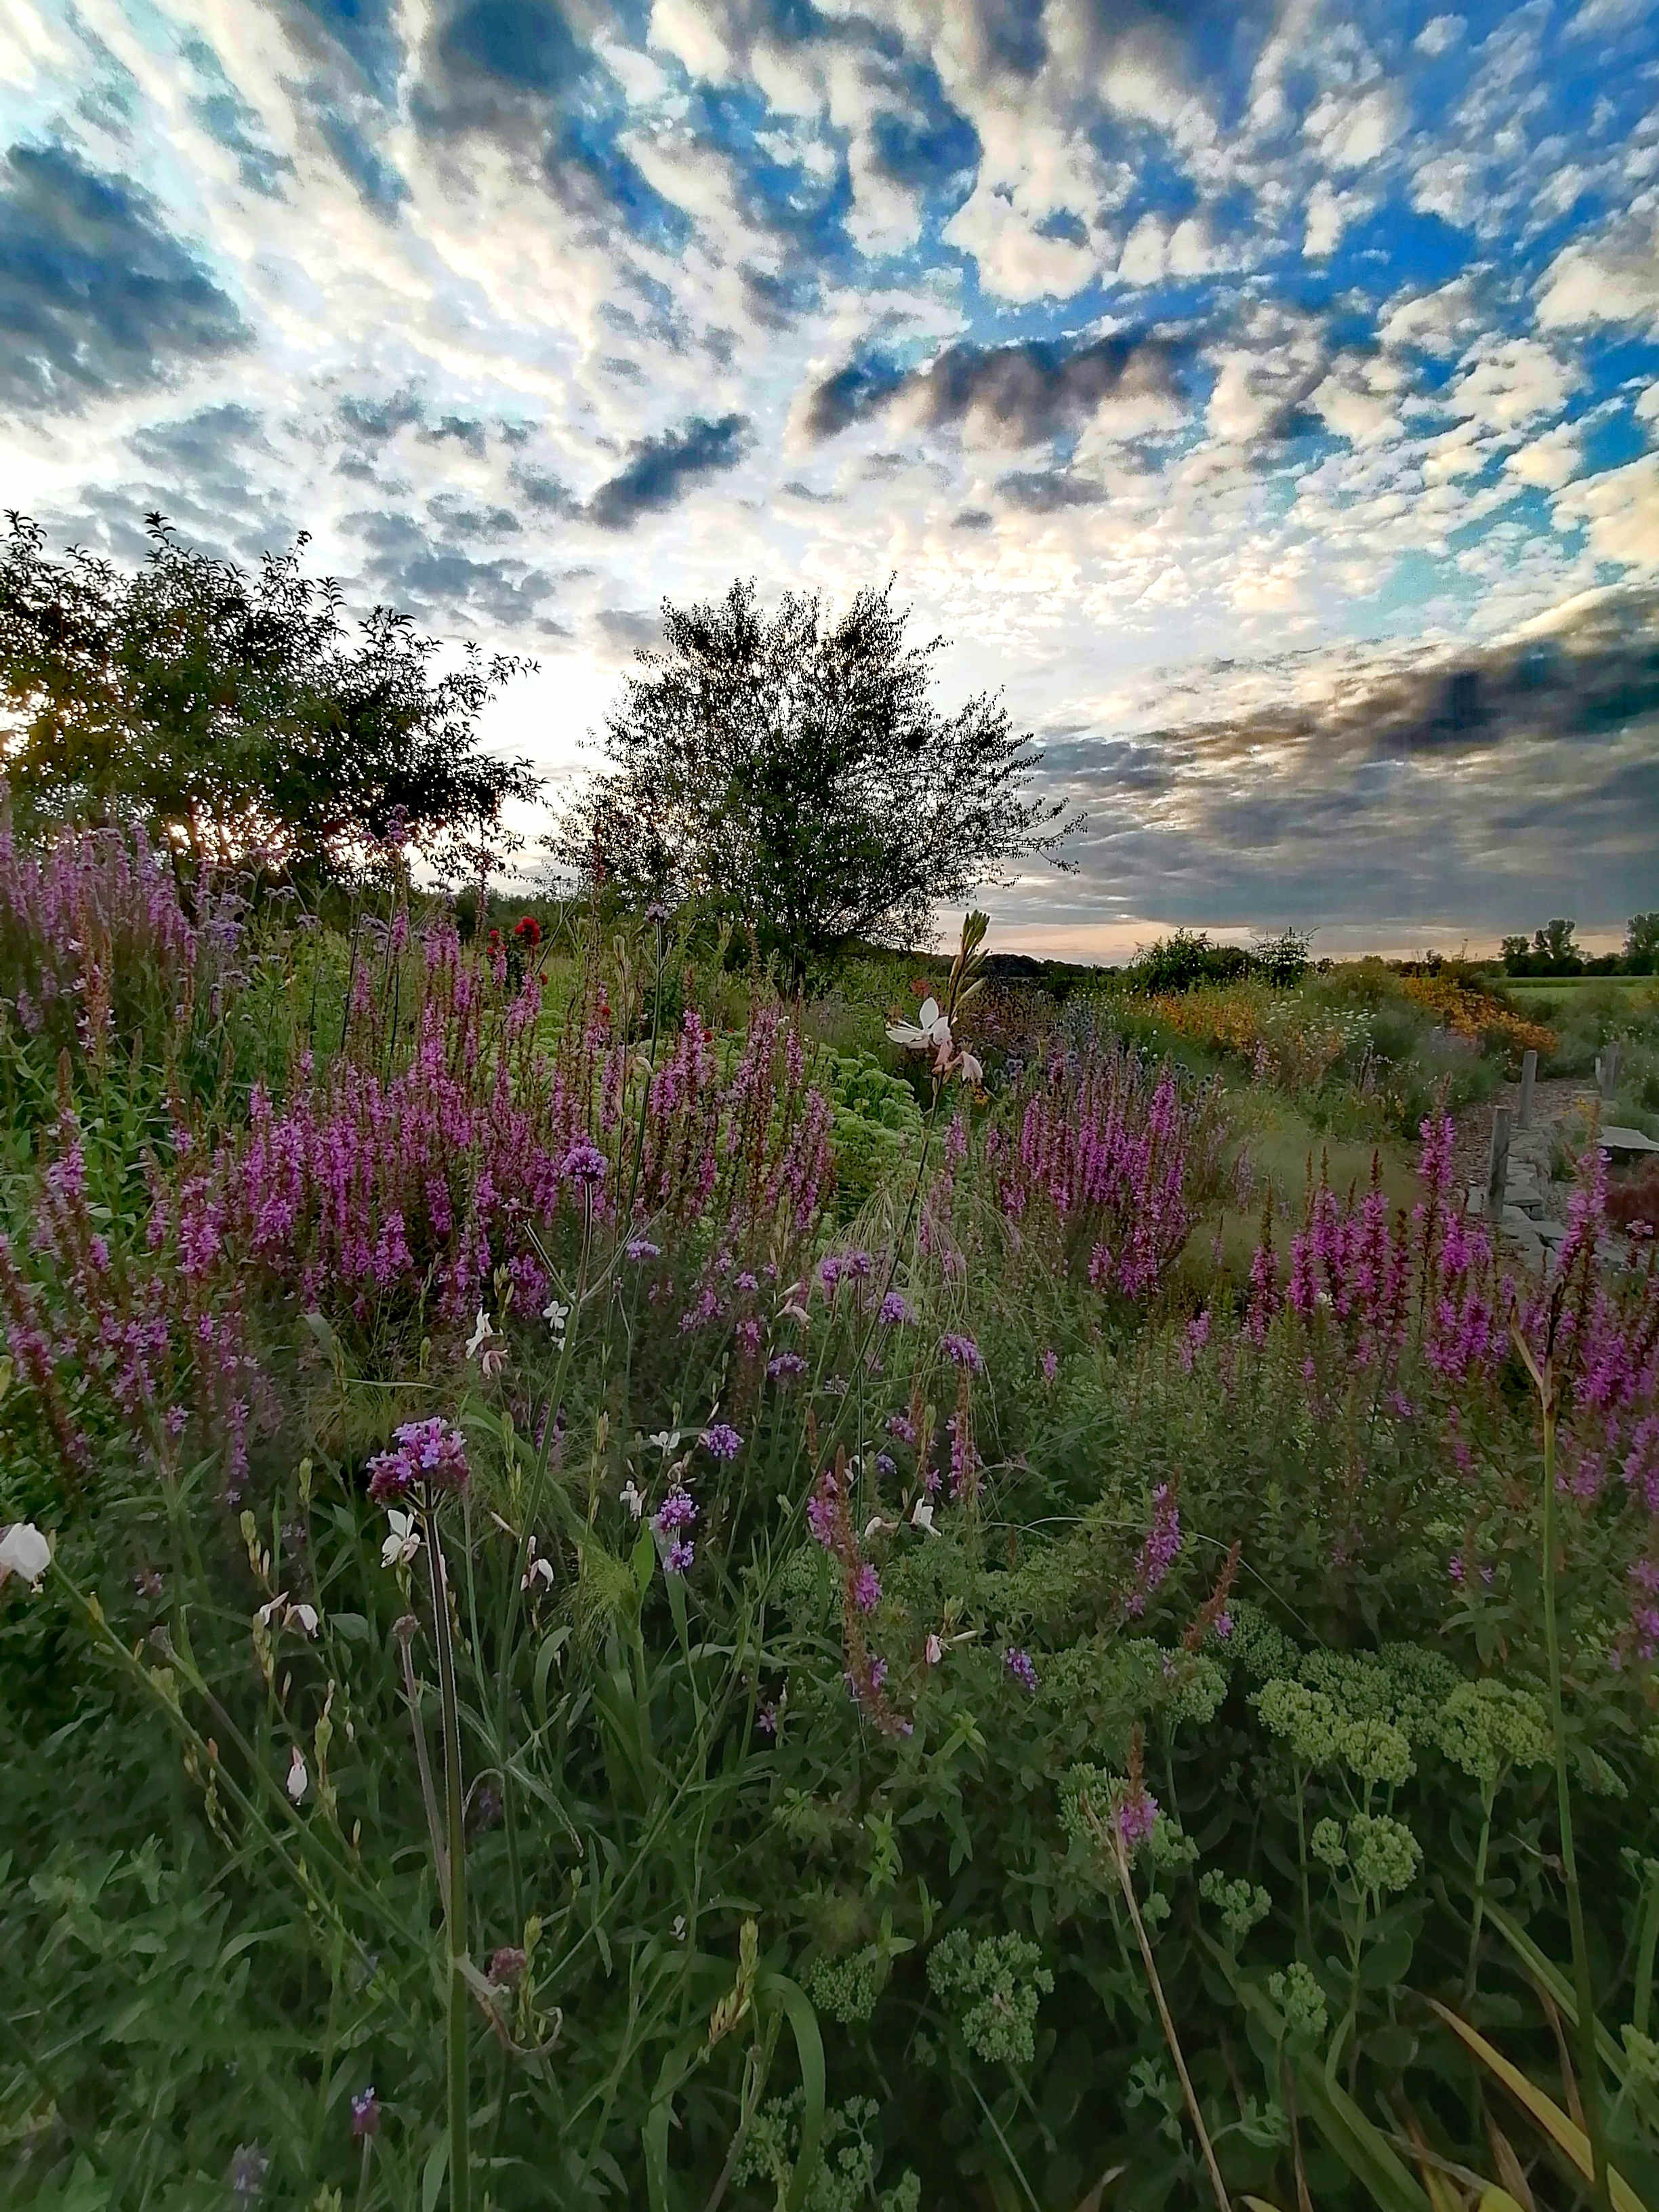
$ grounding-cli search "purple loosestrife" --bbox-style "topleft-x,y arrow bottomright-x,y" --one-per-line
1127,1484 -> 1181,1617
1116,1789 -> 1160,1849
1004,1647 -> 1039,1692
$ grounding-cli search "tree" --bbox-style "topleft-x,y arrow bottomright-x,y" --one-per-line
1626,913 -> 1659,975
0,512 -> 539,873
1500,934 -> 1532,973
1532,918 -> 1581,970
550,579 -> 1080,966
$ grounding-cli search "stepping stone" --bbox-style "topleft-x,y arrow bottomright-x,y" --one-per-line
1534,1218 -> 1568,1245
1598,1126 -> 1659,1156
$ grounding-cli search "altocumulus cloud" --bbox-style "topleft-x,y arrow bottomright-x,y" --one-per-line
587,415 -> 753,531
0,142 -> 246,413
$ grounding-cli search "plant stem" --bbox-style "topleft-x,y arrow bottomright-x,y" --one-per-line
1538,1372 -> 1613,2212
1463,1776 -> 1496,2002
426,1507 -> 472,2212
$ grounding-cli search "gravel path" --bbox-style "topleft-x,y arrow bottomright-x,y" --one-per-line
1447,1072 -> 1585,1197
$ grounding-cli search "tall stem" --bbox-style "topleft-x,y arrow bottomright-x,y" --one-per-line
1540,1379 -> 1612,2212
427,1509 -> 472,2212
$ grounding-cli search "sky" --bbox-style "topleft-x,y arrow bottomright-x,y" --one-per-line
2,0 -> 1658,958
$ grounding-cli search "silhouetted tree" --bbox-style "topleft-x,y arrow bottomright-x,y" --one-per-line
0,512 -> 538,873
550,579 -> 1080,968
1626,913 -> 1659,975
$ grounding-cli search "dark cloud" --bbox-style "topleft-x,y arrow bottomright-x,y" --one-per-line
586,413 -> 752,529
315,108 -> 409,210
512,463 -> 579,514
337,389 -> 426,441
954,507 -> 994,530
594,607 -> 664,652
0,143 -> 247,415
284,0 -> 406,99
996,469 -> 1107,511
1032,588 -> 1659,936
344,504 -> 560,626
801,327 -> 1190,446
413,0 -> 591,139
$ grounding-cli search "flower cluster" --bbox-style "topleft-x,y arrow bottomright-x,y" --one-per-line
367,1418 -> 470,1502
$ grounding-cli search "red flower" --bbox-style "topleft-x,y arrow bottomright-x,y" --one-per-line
513,915 -> 542,946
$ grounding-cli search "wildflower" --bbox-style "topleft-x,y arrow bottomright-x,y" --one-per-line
886,1413 -> 916,1444
466,1309 -> 495,1359
0,1521 -> 52,1591
1214,1612 -> 1233,1640
958,1048 -> 983,1088
289,1601 -> 319,1637
626,1238 -> 661,1261
1040,1349 -> 1058,1382
924,1631 -> 943,1666
941,1332 -> 984,1372
703,1422 -> 743,1460
562,1141 -> 607,1187
853,1562 -> 882,1613
620,1479 -> 644,1520
1116,1789 -> 1160,1849
653,1483 -> 697,1536
665,1537 -> 695,1574
647,1429 -> 682,1452
878,1291 -> 914,1326
520,1538 -> 554,1592
875,1450 -> 896,1477
1004,1646 -> 1039,1693
350,2086 -> 381,2140
767,1350 -> 807,1378
489,1946 -> 527,1986
512,914 -> 541,946
542,1295 -> 570,1337
911,1497 -> 935,1533
887,996 -> 952,1054
229,2144 -> 270,2203
380,1509 -> 421,1570
469,1784 -> 504,1832
758,1700 -> 778,1736
287,1746 -> 309,1803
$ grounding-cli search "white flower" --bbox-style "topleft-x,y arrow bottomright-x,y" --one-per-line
256,1591 -> 289,1628
542,1296 -> 570,1337
287,1746 -> 309,1803
466,1309 -> 495,1359
863,1514 -> 897,1540
0,1521 -> 51,1590
288,1603 -> 319,1638
647,1430 -> 682,1454
886,996 -> 952,1054
672,1914 -> 687,1942
910,1498 -> 935,1534
957,1049 -> 983,1088
924,1632 -> 943,1666
520,1537 -> 554,1591
381,1509 -> 421,1570
620,1479 -> 644,1521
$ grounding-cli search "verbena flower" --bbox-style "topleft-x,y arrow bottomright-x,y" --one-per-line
941,1332 -> 984,1372
1004,1646 -> 1038,1693
767,1350 -> 807,1378
703,1421 -> 743,1460
350,2086 -> 381,2140
879,1291 -> 914,1325
562,1141 -> 607,1187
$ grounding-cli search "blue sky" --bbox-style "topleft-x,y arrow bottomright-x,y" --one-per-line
3,0 -> 1657,952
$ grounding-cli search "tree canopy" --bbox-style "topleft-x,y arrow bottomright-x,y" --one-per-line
0,512 -> 538,872
551,578 -> 1080,964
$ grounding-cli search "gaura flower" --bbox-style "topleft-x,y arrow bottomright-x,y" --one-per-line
466,1309 -> 495,1360
542,1295 -> 570,1337
520,1537 -> 554,1591
957,1049 -> 984,1088
924,1632 -> 943,1666
287,1746 -> 309,1803
910,1498 -> 935,1534
0,1521 -> 52,1590
258,1593 -> 320,1637
620,1479 -> 644,1520
381,1509 -> 421,1570
887,996 -> 952,1053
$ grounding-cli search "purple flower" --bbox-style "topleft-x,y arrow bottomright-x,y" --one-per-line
1040,1349 -> 1059,1382
886,1413 -> 916,1445
758,1700 -> 778,1736
703,1422 -> 743,1460
768,1351 -> 807,1379
665,1537 -> 695,1574
819,1255 -> 844,1289
875,1451 -> 896,1477
1213,1612 -> 1233,1641
941,1332 -> 984,1373
1004,1646 -> 1038,1693
1117,1790 -> 1160,1849
351,2087 -> 381,2141
653,1482 -> 697,1535
562,1141 -> 607,1187
878,1291 -> 914,1326
626,1237 -> 661,1260
853,1561 -> 882,1613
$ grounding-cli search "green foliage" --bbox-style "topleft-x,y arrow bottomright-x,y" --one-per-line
926,1930 -> 1054,2066
0,512 -> 537,873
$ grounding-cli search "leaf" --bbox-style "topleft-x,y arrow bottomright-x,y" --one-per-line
1428,2001 -> 1651,2212
1481,1900 -> 1627,2087
758,1971 -> 825,2212
422,2135 -> 449,2212
1477,2192 -> 1530,2212
632,1521 -> 656,1598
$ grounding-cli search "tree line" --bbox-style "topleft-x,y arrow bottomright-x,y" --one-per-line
1500,916 -> 1659,977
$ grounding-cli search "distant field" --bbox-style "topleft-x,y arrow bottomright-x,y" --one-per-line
1499,974 -> 1656,992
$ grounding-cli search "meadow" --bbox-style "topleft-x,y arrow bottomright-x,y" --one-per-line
5,820 -> 1659,2212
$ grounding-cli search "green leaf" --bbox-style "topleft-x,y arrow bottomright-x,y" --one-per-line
422,2134 -> 449,2212
758,1971 -> 825,2212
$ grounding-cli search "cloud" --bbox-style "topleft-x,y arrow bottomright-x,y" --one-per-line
0,142 -> 247,414
799,328 -> 1190,449
1535,216 -> 1659,334
586,412 -> 752,528
996,468 -> 1107,512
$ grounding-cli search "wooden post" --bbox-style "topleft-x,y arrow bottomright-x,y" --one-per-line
1597,1042 -> 1621,1103
1519,1048 -> 1537,1130
1486,1105 -> 1511,1225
